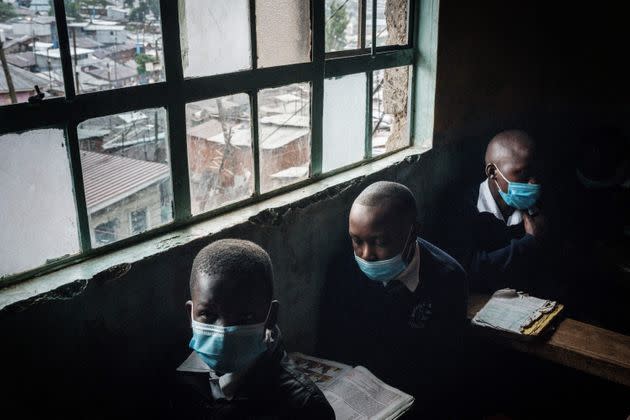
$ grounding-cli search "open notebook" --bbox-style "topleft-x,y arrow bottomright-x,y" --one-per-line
471,288 -> 564,339
288,352 -> 414,420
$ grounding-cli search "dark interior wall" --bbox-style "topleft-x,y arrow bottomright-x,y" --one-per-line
434,0 -> 629,152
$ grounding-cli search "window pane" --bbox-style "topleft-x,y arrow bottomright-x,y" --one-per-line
323,73 -> 366,172
180,0 -> 251,78
372,66 -> 411,156
256,0 -> 311,68
186,94 -> 254,215
64,0 -> 165,94
0,129 -> 79,277
375,0 -> 408,47
0,7 -> 64,105
258,83 -> 311,193
78,107 -> 173,247
325,0 -> 359,52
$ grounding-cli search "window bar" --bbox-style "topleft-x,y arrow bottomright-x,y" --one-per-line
310,0 -> 325,177
248,0 -> 261,195
251,92 -> 261,195
52,0 -> 76,99
359,0 -> 367,49
160,0 -> 191,221
371,0 -> 377,54
406,0 -> 415,50
365,70 -> 373,159
65,120 -> 92,251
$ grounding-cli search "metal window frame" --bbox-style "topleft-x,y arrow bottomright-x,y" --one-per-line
0,0 -> 417,287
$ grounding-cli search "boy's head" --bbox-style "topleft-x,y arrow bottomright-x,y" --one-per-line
349,181 -> 418,262
187,239 -> 274,327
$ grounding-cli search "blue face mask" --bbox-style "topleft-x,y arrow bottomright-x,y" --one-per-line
494,166 -> 541,210
189,318 -> 267,374
355,253 -> 407,282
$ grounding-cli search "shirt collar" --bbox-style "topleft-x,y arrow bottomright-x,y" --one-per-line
177,325 -> 282,400
384,241 -> 420,292
477,179 -> 523,226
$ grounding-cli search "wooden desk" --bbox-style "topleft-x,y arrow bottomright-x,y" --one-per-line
467,294 -> 630,387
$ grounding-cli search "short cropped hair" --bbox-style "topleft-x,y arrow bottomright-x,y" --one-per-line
354,181 -> 417,223
190,239 -> 273,302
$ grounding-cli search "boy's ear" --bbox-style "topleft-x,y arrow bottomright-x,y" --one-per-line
486,163 -> 496,179
185,300 -> 193,323
264,300 -> 279,330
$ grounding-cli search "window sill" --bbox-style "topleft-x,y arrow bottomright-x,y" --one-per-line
0,144 -> 431,311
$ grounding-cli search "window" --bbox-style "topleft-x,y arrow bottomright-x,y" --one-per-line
0,0 -> 415,285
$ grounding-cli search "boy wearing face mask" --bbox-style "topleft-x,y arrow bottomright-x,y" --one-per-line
460,129 -> 571,300
171,239 -> 334,420
317,181 -> 467,418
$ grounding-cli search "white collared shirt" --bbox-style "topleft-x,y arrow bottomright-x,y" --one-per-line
380,242 -> 420,292
477,179 -> 523,226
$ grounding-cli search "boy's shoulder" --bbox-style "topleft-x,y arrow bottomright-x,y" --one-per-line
418,237 -> 466,279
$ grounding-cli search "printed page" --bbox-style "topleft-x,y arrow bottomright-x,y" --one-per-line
287,352 -> 353,390
323,365 -> 414,420
471,288 -> 557,333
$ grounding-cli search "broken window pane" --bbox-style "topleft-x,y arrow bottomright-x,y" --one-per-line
77,107 -> 173,247
180,0 -> 251,78
0,7 -> 64,105
258,83 -> 311,193
64,0 -> 165,94
372,66 -> 411,156
186,93 -> 254,215
325,0 -> 359,52
0,129 -> 79,277
323,73 -> 366,172
256,0 -> 311,68
376,0 -> 408,47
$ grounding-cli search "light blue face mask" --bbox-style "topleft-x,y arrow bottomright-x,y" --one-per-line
355,253 -> 407,282
494,166 -> 541,210
189,318 -> 267,374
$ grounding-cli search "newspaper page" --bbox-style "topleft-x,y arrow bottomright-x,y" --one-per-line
288,353 -> 414,420
288,352 -> 353,390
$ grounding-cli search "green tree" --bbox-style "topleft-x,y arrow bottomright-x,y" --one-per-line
129,1 -> 149,22
325,0 -> 349,51
0,2 -> 17,20
135,52 -> 153,74
147,0 -> 160,19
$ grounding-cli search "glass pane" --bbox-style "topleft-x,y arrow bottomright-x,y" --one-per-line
256,0 -> 311,68
325,0 -> 359,52
323,73 -> 366,172
77,107 -> 173,247
372,66 -> 410,156
0,129 -> 79,277
64,0 -> 165,94
180,0 -> 251,78
186,93 -> 254,215
258,83 -> 311,193
0,6 -> 64,105
376,0 -> 408,47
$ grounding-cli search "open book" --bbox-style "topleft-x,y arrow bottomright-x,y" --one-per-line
288,352 -> 414,420
471,288 -> 564,340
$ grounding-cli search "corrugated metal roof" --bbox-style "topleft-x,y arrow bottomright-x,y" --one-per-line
81,151 -> 170,212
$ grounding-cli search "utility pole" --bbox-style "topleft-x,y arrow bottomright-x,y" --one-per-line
0,40 -> 17,104
72,27 -> 80,93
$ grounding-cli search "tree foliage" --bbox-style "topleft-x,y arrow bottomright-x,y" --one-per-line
325,0 -> 349,51
0,2 -> 17,21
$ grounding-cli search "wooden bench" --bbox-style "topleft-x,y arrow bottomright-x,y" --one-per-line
467,293 -> 630,387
